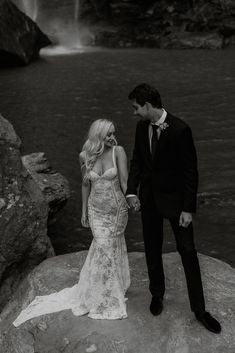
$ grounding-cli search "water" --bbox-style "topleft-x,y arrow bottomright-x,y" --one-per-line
14,0 -> 38,21
74,0 -> 79,22
12,0 -> 89,52
0,48 -> 235,267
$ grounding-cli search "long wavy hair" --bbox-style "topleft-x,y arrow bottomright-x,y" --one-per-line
81,119 -> 117,182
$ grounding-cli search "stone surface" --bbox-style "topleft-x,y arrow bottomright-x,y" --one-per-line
164,32 -> 225,49
0,0 -> 51,66
0,114 -> 56,311
10,0 -> 235,49
79,0 -> 235,48
0,251 -> 234,352
22,152 -> 70,220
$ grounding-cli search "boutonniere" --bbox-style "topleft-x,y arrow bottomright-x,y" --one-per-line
158,122 -> 169,132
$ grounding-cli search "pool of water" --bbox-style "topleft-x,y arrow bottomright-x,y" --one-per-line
0,48 -> 235,266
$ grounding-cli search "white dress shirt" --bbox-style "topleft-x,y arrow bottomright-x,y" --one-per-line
126,109 -> 167,199
149,108 -> 167,150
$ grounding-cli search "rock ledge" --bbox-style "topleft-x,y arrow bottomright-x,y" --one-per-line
0,251 -> 234,353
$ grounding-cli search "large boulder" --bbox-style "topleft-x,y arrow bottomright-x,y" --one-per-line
0,252 -> 234,352
0,114 -> 69,312
22,152 -> 70,220
0,0 -> 51,67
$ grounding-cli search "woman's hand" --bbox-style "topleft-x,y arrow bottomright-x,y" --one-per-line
126,195 -> 141,212
81,211 -> 89,228
179,211 -> 192,228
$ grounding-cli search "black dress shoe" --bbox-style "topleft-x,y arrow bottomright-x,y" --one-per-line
150,296 -> 163,316
195,311 -> 221,334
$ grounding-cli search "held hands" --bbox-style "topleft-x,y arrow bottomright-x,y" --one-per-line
179,211 -> 192,228
126,195 -> 141,212
81,211 -> 89,228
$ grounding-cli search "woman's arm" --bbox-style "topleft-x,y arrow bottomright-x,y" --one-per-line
79,152 -> 91,227
116,146 -> 128,194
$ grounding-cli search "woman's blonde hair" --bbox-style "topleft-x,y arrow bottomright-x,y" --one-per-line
81,119 -> 116,182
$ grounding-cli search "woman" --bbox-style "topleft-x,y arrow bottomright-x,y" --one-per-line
13,119 -> 130,326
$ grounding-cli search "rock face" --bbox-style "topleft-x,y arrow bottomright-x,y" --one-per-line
22,152 -> 70,220
24,0 -> 235,49
0,114 -> 69,311
88,0 -> 235,49
8,0 -> 235,49
0,251 -> 234,353
0,0 -> 51,67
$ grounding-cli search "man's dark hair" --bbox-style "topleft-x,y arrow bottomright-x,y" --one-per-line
128,83 -> 162,108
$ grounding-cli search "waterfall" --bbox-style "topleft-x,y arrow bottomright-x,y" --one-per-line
74,0 -> 80,23
49,0 -> 82,52
16,0 -> 79,24
13,0 -> 93,55
16,0 -> 38,21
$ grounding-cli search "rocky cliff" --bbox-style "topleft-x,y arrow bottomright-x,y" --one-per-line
0,114 -> 69,311
35,0 -> 235,48
81,0 -> 235,48
5,0 -> 235,51
0,0 -> 51,66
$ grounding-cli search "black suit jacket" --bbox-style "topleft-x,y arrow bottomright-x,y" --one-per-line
126,113 -> 199,218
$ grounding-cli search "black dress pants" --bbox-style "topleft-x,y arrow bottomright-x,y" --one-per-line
141,198 -> 205,313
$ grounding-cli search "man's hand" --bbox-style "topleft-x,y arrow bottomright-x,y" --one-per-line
179,211 -> 192,228
126,195 -> 141,212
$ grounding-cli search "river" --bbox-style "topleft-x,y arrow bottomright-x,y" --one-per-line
0,48 -> 235,266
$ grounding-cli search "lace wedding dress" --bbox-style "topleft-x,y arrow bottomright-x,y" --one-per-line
13,146 -> 130,327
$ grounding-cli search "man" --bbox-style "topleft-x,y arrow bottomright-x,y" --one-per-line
126,83 -> 221,334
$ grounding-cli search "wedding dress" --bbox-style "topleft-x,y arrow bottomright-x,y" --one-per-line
13,146 -> 130,327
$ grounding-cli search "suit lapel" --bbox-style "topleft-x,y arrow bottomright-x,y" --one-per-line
141,114 -> 173,164
142,120 -> 152,166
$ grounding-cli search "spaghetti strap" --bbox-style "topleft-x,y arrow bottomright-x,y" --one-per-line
112,146 -> 117,169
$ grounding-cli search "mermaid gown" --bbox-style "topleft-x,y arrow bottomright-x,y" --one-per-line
13,146 -> 130,326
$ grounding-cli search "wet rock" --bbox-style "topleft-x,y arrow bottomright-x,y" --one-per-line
0,252 -> 234,353
89,0 -> 111,19
95,24 -> 163,48
164,31 -> 224,49
220,16 -> 235,37
0,114 -> 56,311
225,34 -> 235,47
22,152 -> 70,219
81,0 -> 235,48
0,0 -> 51,67
12,0 -> 234,49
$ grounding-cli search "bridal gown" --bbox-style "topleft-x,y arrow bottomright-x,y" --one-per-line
13,146 -> 130,326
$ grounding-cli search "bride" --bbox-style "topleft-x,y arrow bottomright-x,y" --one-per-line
13,119 -> 130,326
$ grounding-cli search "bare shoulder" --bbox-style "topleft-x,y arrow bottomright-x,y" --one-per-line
115,145 -> 126,153
115,145 -> 126,157
115,146 -> 127,167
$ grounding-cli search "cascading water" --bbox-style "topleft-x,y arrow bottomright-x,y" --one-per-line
14,0 -> 38,21
74,0 -> 80,23
40,0 -> 94,55
12,0 -> 94,55
51,0 -> 83,51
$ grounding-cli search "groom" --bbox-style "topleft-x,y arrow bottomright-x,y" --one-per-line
126,83 -> 221,334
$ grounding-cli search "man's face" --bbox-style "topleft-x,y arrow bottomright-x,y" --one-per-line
131,99 -> 148,119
